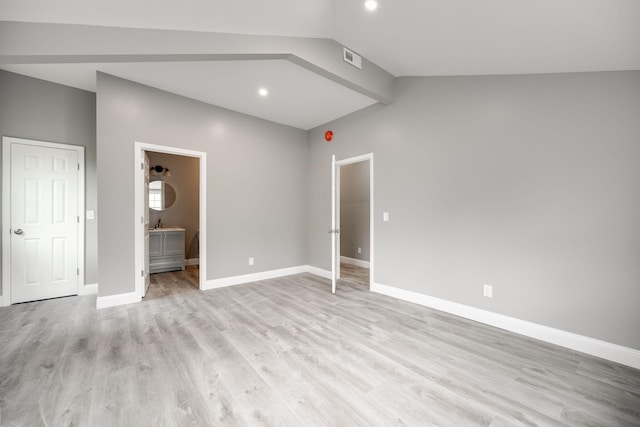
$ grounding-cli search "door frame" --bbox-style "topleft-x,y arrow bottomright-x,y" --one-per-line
2,136 -> 86,306
332,152 -> 374,291
134,142 -> 207,299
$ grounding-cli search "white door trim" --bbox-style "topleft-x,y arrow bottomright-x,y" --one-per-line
334,153 -> 374,290
2,136 -> 86,306
331,155 -> 337,293
134,142 -> 207,300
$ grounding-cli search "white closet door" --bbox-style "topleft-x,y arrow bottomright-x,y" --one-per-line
11,143 -> 79,303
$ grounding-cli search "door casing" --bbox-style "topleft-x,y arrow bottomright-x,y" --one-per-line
2,136 -> 86,306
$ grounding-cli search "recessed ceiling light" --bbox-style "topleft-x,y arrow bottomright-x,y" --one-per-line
258,88 -> 269,97
364,0 -> 378,11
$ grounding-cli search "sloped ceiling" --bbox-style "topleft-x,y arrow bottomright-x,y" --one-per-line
1,0 -> 639,129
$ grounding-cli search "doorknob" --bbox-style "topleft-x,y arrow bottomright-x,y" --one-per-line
14,229 -> 24,235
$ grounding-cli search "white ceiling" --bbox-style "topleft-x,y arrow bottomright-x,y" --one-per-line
0,0 -> 333,38
332,0 -> 640,76
2,0 -> 639,129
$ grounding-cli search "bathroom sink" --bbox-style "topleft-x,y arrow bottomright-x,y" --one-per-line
149,227 -> 185,232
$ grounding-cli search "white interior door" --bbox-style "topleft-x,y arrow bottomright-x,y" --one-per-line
331,155 -> 337,293
10,142 -> 79,303
143,152 -> 150,296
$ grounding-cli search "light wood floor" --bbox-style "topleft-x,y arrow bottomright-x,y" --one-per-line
146,265 -> 200,300
340,262 -> 369,287
1,270 -> 639,426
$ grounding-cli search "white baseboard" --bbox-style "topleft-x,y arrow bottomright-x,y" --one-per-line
340,256 -> 370,268
93,265 -> 316,308
79,283 -> 98,296
186,258 -> 199,266
96,291 -> 141,309
203,265 -> 309,290
305,265 -> 332,279
371,282 -> 640,370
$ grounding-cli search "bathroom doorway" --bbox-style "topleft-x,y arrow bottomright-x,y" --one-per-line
146,151 -> 200,298
134,142 -> 207,300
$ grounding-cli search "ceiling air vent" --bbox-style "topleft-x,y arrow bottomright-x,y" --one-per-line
343,47 -> 362,69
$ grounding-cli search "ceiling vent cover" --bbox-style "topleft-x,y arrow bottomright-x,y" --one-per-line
343,47 -> 362,69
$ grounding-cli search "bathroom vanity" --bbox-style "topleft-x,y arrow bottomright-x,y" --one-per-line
149,228 -> 185,273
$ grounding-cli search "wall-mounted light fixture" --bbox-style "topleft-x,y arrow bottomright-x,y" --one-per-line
150,165 -> 171,177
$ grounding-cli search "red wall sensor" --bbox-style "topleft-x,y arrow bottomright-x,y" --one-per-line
325,130 -> 333,142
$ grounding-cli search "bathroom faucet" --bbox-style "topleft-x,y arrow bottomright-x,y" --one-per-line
156,218 -> 162,229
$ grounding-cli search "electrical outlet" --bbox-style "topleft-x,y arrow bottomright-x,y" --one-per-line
248,257 -> 254,266
483,284 -> 493,298
358,247 -> 362,254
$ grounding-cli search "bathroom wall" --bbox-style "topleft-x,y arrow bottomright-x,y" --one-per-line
147,151 -> 200,261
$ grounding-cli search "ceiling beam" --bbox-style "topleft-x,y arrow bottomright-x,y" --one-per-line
0,21 -> 395,104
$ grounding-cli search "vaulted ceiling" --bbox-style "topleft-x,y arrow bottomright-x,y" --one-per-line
1,0 -> 639,129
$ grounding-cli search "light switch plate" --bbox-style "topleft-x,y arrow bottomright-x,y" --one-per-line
86,210 -> 95,220
383,212 -> 389,222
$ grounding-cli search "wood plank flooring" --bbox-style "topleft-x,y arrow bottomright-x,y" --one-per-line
340,262 -> 369,287
1,270 -> 639,426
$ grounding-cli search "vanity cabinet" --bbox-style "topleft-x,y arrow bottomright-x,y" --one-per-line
149,228 -> 185,273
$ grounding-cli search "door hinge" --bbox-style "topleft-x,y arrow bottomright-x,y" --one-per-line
77,163 -> 80,171
141,216 -> 144,224
141,270 -> 144,277
77,268 -> 80,276
77,216 -> 80,223
141,162 -> 144,170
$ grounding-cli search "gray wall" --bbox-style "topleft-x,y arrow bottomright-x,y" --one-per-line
147,152 -> 200,260
0,69 -> 98,290
308,71 -> 640,350
340,161 -> 370,261
97,72 -> 308,296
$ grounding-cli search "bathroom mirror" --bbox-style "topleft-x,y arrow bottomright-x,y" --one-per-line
149,180 -> 177,211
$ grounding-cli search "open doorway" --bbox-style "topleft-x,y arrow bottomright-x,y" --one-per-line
145,151 -> 200,299
331,153 -> 374,293
338,160 -> 370,287
134,142 -> 207,301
